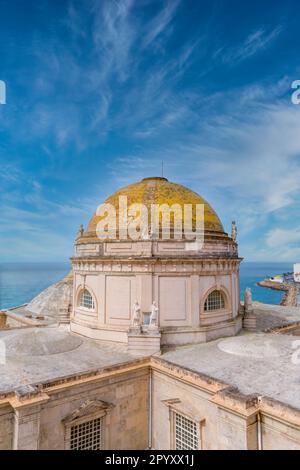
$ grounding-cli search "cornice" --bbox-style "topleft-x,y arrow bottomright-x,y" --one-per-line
0,356 -> 299,428
71,257 -> 242,274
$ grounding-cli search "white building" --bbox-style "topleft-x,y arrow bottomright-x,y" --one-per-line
294,264 -> 300,283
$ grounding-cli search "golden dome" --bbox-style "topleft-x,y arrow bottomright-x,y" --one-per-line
87,177 -> 225,239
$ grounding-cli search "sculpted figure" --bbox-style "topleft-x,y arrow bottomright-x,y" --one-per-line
231,221 -> 237,242
132,301 -> 141,327
149,301 -> 158,328
244,287 -> 253,313
77,224 -> 84,238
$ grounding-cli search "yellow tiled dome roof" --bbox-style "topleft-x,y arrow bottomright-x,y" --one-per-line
87,177 -> 224,238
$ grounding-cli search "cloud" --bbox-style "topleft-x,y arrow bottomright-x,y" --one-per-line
92,0 -> 136,82
107,77 -> 300,261
65,2 -> 87,39
0,1 -> 203,149
266,228 -> 300,249
143,0 -> 181,48
0,164 -> 22,184
253,213 -> 300,258
223,25 -> 283,64
0,2 -> 297,263
0,192 -> 100,262
112,94 -> 300,215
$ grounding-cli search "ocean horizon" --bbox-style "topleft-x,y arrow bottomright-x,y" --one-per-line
0,261 -> 294,310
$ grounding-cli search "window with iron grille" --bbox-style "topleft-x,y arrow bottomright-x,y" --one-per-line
204,290 -> 225,311
69,416 -> 103,450
174,412 -> 199,450
79,289 -> 95,310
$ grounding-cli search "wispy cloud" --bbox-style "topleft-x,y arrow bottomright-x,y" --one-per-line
0,1 -> 297,262
143,0 -> 181,47
266,228 -> 300,248
108,77 -> 300,261
223,25 -> 283,63
92,0 -> 136,82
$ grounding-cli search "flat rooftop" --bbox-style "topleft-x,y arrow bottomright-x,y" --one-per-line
0,325 -> 299,411
162,332 -> 300,410
253,301 -> 300,331
0,326 -> 135,394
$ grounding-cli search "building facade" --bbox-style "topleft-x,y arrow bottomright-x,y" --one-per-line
1,176 -> 299,450
1,354 -> 299,450
71,177 -> 242,347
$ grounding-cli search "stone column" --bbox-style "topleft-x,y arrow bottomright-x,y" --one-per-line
13,405 -> 41,450
211,388 -> 259,450
11,388 -> 49,450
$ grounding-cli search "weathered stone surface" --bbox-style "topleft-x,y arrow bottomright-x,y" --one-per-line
26,274 -> 73,323
0,326 -> 134,394
6,272 -> 73,327
0,311 -> 7,329
0,324 -> 300,449
252,301 -> 300,331
127,329 -> 161,356
161,333 -> 300,411
4,328 -> 83,357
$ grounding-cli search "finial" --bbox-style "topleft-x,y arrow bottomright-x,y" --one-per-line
77,224 -> 84,238
231,220 -> 237,242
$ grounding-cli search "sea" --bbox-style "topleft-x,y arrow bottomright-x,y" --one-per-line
0,261 -> 294,310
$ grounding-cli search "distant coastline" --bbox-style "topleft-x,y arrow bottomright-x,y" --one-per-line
240,262 -> 293,306
257,276 -> 298,307
0,261 -> 295,310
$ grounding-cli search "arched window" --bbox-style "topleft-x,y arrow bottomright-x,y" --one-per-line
79,289 -> 95,310
204,290 -> 225,311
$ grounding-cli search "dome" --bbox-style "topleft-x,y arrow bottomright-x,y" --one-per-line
87,177 -> 225,239
23,271 -> 73,323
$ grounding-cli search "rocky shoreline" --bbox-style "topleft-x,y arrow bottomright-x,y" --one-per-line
257,280 -> 298,307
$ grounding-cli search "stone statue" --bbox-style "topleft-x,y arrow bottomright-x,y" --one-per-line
244,287 -> 253,313
77,224 -> 84,238
231,221 -> 237,242
149,301 -> 158,328
132,301 -> 141,327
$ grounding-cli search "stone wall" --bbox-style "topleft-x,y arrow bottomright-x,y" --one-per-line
151,367 -> 254,450
1,357 -> 300,450
0,366 -> 149,450
0,405 -> 13,449
150,360 -> 300,450
260,399 -> 300,450
39,368 -> 149,450
151,369 -> 220,449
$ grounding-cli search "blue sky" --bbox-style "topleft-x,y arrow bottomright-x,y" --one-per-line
0,0 -> 300,262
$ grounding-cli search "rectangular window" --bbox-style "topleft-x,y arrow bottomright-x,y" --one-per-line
70,417 -> 103,450
174,412 -> 199,450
